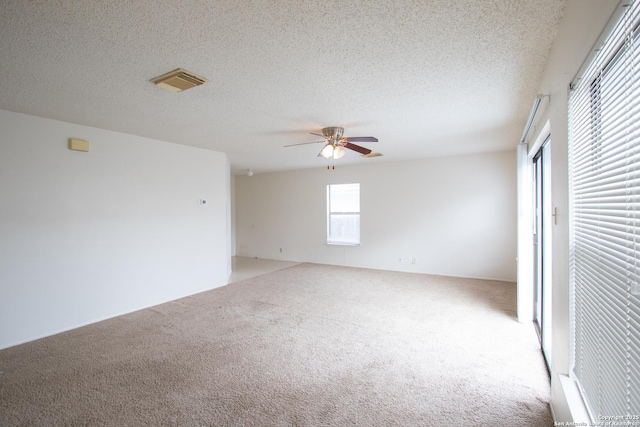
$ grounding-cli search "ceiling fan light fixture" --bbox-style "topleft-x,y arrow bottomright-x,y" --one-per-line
320,143 -> 334,158
333,145 -> 345,159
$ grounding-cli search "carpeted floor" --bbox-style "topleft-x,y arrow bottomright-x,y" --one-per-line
0,263 -> 552,426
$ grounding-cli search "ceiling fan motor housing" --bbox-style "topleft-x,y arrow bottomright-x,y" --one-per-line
322,127 -> 344,144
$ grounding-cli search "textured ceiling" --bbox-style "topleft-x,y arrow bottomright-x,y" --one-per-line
0,1 -> 565,174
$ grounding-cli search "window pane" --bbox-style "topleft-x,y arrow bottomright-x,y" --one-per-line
330,183 -> 360,212
328,214 -> 360,244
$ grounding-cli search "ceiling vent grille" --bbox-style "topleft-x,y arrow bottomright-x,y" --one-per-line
151,68 -> 207,93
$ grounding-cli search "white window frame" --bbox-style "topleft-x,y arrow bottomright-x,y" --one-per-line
326,183 -> 360,246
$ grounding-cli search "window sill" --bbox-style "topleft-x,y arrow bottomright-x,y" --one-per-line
326,242 -> 360,247
556,374 -> 592,424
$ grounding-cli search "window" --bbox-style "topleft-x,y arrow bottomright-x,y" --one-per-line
327,183 -> 360,245
568,1 -> 640,420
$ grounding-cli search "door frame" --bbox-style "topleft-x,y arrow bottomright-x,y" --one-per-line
533,137 -> 552,373
516,119 -> 552,373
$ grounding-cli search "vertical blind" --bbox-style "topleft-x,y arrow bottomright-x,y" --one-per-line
569,0 -> 640,419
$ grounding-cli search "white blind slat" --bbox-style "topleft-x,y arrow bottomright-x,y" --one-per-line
569,0 -> 640,419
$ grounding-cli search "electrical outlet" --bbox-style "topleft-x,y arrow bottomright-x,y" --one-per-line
411,258 -> 416,264
398,257 -> 403,263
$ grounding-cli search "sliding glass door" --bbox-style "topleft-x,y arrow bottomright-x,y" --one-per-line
533,138 -> 552,373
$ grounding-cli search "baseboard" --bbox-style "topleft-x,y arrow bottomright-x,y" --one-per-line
0,281 -> 229,351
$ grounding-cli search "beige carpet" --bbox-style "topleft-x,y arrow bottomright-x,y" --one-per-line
0,263 -> 552,426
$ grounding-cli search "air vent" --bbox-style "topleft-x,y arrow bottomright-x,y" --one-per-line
150,68 -> 207,93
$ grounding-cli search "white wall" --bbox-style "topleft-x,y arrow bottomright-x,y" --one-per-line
0,110 -> 231,349
519,0 -> 620,422
236,151 -> 516,282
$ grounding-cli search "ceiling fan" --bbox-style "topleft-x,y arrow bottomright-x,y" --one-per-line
284,127 -> 381,159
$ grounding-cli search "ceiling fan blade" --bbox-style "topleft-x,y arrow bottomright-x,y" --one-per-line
344,142 -> 372,155
362,152 -> 383,158
284,140 -> 324,147
345,136 -> 378,143
310,132 -> 324,137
